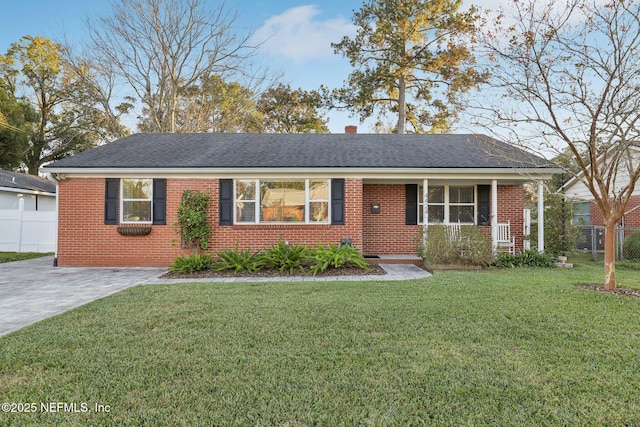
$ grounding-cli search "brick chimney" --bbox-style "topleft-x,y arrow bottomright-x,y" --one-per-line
345,125 -> 357,134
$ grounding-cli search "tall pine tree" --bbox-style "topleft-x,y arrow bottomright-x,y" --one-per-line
330,0 -> 486,134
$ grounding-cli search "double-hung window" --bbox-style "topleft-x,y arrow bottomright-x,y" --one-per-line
105,178 -> 166,225
121,178 -> 153,223
418,185 -> 476,224
572,201 -> 591,225
234,179 -> 330,224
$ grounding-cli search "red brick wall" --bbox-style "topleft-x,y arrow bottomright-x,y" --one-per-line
57,177 -> 363,267
214,178 -> 363,252
363,184 -> 420,254
498,185 -> 525,250
590,195 -> 640,227
624,196 -> 640,228
57,178 -> 525,266
362,184 -> 525,254
57,178 -> 216,267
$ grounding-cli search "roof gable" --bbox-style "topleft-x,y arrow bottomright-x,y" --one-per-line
43,133 -> 555,171
562,145 -> 640,199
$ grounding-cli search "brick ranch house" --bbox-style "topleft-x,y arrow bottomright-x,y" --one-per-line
42,132 -> 558,267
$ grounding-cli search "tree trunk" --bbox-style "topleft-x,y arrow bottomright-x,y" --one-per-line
397,75 -> 406,134
603,221 -> 617,290
170,91 -> 177,133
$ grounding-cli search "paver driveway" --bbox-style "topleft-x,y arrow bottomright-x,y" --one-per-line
0,256 -> 165,336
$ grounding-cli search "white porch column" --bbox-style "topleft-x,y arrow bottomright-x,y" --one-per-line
538,181 -> 545,253
523,209 -> 531,251
422,179 -> 428,248
491,179 -> 498,254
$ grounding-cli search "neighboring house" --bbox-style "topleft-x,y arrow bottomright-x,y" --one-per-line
562,146 -> 640,229
562,145 -> 640,250
0,169 -> 57,253
42,132 -> 558,267
0,168 -> 56,211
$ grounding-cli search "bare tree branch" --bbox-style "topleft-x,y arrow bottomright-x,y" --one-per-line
473,0 -> 640,289
88,0 -> 271,133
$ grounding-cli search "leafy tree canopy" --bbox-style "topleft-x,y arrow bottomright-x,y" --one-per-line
139,74 -> 263,133
0,86 -> 34,170
258,84 -> 329,133
328,0 -> 486,134
0,36 -> 128,174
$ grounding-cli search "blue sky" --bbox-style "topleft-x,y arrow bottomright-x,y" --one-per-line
0,0 -> 365,133
0,0 -> 507,134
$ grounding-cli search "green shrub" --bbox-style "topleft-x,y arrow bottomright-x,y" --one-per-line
529,192 -> 583,255
309,243 -> 370,276
213,244 -> 261,274
169,253 -> 213,274
417,225 -> 493,267
174,240 -> 372,276
256,240 -> 311,274
493,250 -> 556,268
623,232 -> 640,261
175,190 -> 210,250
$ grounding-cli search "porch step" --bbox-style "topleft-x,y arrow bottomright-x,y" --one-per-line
364,254 -> 423,266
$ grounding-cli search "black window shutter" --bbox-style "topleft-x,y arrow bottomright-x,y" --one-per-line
477,185 -> 491,226
219,179 -> 234,226
405,184 -> 418,225
152,179 -> 167,225
104,178 -> 119,225
331,179 -> 345,225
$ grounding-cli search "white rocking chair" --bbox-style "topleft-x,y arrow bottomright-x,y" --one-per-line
496,221 -> 515,254
445,222 -> 462,243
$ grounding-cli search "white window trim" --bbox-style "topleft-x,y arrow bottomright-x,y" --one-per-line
234,178 -> 331,225
419,184 -> 477,225
120,178 -> 153,224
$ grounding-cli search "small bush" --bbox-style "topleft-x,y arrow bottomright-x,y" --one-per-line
623,232 -> 640,261
213,244 -> 261,274
256,240 -> 311,274
417,225 -> 493,267
309,243 -> 370,276
493,250 -> 556,268
169,253 -> 213,274
529,192 -> 583,255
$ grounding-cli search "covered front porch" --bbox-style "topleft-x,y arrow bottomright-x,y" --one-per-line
360,178 -> 546,258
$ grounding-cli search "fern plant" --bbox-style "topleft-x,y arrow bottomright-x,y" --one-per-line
256,240 -> 310,275
169,253 -> 213,274
212,244 -> 260,274
309,243 -> 369,276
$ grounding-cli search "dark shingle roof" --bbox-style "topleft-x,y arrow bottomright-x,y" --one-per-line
44,133 -> 554,170
0,169 -> 56,193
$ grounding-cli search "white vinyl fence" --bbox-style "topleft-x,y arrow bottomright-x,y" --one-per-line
0,199 -> 56,253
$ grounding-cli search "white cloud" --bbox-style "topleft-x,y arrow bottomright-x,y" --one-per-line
253,5 -> 356,63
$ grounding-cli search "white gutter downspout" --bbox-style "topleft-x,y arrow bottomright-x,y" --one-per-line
44,172 -> 59,266
538,181 -> 545,253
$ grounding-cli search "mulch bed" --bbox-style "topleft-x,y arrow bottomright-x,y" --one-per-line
578,283 -> 640,298
161,264 -> 387,279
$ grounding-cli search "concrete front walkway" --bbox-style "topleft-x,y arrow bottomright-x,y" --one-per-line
0,256 -> 431,337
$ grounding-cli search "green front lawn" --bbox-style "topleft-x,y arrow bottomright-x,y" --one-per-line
0,252 -> 52,263
1,261 -> 639,425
